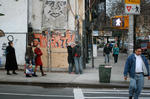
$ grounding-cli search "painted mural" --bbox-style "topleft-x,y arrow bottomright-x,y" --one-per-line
0,34 -> 26,65
33,30 -> 75,48
43,0 -> 67,29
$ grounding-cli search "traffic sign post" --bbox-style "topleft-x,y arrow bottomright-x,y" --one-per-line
124,0 -> 140,55
125,0 -> 140,15
125,4 -> 140,14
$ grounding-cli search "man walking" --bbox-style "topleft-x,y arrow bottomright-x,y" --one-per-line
124,46 -> 150,99
103,43 -> 111,64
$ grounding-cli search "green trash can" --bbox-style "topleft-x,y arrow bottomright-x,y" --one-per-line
99,65 -> 112,83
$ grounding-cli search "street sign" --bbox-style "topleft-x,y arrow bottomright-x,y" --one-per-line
125,4 -> 140,14
93,30 -> 99,36
125,0 -> 140,4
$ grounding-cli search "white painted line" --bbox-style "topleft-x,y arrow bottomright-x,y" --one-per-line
0,93 -> 73,98
84,92 -> 128,94
83,92 -> 150,95
74,88 -> 84,99
84,97 -> 127,99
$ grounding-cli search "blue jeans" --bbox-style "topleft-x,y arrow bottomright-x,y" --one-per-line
74,57 -> 82,74
105,54 -> 109,63
68,63 -> 73,73
129,73 -> 144,99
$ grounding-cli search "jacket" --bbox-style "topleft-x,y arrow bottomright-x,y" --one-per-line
72,45 -> 81,57
103,46 -> 111,54
113,47 -> 119,55
124,53 -> 150,78
34,47 -> 43,66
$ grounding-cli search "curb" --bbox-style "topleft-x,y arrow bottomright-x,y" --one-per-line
0,81 -> 150,89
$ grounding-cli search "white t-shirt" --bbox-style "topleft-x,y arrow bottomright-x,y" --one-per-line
135,54 -> 143,73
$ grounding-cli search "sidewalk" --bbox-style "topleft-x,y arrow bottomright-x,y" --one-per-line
0,48 -> 150,89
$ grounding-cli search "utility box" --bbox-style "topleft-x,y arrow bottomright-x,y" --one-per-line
99,65 -> 112,83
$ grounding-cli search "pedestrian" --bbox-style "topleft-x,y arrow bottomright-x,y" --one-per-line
34,43 -> 46,76
5,41 -> 18,75
124,46 -> 150,99
25,42 -> 36,77
112,44 -> 119,63
25,42 -> 34,65
72,41 -> 82,74
67,42 -> 74,74
103,43 -> 111,64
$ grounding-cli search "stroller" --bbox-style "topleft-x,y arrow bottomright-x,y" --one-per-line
24,62 -> 35,77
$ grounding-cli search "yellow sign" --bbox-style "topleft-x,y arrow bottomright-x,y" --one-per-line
111,16 -> 129,29
125,0 -> 140,4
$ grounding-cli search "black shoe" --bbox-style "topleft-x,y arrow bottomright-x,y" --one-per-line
26,75 -> 32,77
129,96 -> 132,99
42,74 -> 46,76
13,72 -> 18,75
7,72 -> 11,75
32,74 -> 38,77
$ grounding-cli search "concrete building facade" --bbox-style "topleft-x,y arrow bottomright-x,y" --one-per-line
0,0 -> 85,71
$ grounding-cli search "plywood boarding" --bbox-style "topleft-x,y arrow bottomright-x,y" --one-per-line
40,48 -> 48,68
51,48 -> 68,68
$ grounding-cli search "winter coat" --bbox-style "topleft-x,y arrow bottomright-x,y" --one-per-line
5,45 -> 18,70
67,46 -> 74,63
103,46 -> 111,54
113,47 -> 119,55
25,46 -> 34,61
34,47 -> 43,66
124,53 -> 150,78
72,45 -> 81,57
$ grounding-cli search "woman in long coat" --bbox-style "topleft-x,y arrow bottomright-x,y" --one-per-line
5,41 -> 18,75
67,43 -> 74,73
34,43 -> 46,76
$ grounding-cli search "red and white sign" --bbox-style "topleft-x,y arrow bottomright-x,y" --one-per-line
126,6 -> 132,12
125,4 -> 140,15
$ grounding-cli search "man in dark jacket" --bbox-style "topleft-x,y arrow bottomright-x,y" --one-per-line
5,41 -> 18,75
124,46 -> 150,99
67,43 -> 74,74
72,41 -> 82,74
103,43 -> 111,64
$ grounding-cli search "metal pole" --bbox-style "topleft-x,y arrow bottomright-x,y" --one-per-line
91,24 -> 94,68
127,15 -> 134,55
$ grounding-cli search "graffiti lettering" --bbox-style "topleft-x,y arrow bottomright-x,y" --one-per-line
33,30 -> 75,48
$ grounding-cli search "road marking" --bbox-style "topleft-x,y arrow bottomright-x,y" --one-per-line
74,88 -> 84,99
83,91 -> 150,95
84,97 -> 127,99
0,93 -> 73,98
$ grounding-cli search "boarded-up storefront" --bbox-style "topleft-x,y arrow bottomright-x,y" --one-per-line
33,30 -> 75,71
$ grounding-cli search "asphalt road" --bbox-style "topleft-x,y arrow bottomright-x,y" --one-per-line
0,84 -> 150,99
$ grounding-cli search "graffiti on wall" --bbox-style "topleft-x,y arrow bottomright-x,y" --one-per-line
45,0 -> 67,18
33,30 -> 75,48
1,35 -> 16,57
43,0 -> 67,29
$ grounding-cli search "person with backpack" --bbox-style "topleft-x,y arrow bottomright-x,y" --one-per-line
72,41 -> 82,74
